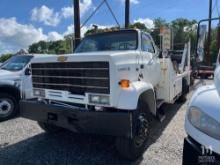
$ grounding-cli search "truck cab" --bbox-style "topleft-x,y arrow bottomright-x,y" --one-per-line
0,55 -> 36,121
20,29 -> 191,160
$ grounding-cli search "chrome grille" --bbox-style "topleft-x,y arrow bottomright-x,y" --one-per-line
31,62 -> 110,95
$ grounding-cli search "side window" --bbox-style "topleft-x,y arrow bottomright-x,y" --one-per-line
142,34 -> 155,53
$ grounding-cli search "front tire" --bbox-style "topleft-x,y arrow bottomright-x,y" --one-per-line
115,102 -> 151,160
38,122 -> 63,133
0,93 -> 18,121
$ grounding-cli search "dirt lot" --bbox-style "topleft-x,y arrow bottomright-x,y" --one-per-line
0,80 -> 213,165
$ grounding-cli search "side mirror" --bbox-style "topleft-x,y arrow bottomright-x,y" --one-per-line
24,68 -> 31,76
196,24 -> 207,62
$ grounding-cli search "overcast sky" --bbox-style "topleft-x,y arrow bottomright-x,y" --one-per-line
0,0 -> 216,54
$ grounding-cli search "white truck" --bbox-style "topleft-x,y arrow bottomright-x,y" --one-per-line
0,55 -> 34,121
182,52 -> 220,164
20,29 -> 191,160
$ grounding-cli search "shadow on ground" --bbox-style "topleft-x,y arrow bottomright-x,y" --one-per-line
0,103 -> 184,165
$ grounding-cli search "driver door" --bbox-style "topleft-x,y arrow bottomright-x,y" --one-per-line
141,33 -> 160,86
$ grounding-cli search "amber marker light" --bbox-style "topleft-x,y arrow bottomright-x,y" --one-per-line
119,80 -> 130,88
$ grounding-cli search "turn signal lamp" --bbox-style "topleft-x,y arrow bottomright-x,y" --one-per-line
119,80 -> 130,88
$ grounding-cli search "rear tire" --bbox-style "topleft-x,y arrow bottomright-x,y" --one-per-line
178,79 -> 189,103
115,101 -> 151,160
0,93 -> 18,121
38,122 -> 63,133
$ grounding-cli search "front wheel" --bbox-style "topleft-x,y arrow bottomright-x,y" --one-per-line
0,93 -> 18,121
115,104 -> 150,160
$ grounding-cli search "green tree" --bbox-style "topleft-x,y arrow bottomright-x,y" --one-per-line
150,18 -> 168,47
28,38 -> 73,54
129,22 -> 148,31
171,18 -> 197,50
28,43 -> 40,53
0,54 -> 13,63
64,34 -> 75,53
210,39 -> 218,63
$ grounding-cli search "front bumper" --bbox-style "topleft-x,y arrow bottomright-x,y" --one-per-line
20,100 -> 134,138
183,136 -> 220,165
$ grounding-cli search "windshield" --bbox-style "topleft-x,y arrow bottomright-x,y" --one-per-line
75,30 -> 138,53
1,56 -> 33,71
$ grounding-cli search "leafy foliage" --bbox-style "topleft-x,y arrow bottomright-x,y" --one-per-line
29,38 -> 73,54
129,22 -> 149,31
171,18 -> 197,50
150,18 -> 168,47
0,54 -> 13,63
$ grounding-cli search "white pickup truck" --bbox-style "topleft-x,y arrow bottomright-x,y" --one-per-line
183,53 -> 220,164
0,55 -> 35,121
20,29 -> 191,160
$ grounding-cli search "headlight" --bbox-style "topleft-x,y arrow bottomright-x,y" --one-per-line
89,94 -> 110,105
188,107 -> 220,140
33,88 -> 45,98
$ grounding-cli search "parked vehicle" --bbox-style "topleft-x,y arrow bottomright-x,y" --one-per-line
0,55 -> 37,121
183,53 -> 220,164
197,64 -> 215,79
20,29 -> 191,160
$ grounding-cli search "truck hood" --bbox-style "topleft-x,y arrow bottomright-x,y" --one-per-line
190,85 -> 220,123
31,51 -> 140,64
0,69 -> 21,81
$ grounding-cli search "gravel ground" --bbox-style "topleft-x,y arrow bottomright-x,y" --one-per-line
0,80 -> 213,165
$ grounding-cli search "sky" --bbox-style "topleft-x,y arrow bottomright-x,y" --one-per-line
0,0 -> 217,54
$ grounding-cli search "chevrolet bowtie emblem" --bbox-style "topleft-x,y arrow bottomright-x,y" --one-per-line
57,56 -> 68,62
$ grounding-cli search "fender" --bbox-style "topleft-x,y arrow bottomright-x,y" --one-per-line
116,81 -> 156,115
0,81 -> 21,100
0,80 -> 17,86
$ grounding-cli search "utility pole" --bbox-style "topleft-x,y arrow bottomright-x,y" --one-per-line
74,0 -> 81,50
125,0 -> 130,28
207,0 -> 212,65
